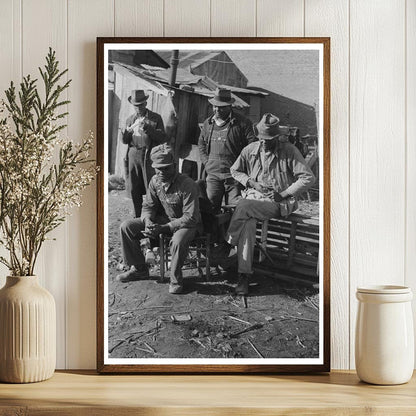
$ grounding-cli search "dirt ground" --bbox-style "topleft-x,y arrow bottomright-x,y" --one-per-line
107,189 -> 320,360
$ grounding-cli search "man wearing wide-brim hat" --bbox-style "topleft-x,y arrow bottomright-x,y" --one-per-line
223,113 -> 315,295
122,89 -> 166,217
116,144 -> 202,294
198,87 -> 256,213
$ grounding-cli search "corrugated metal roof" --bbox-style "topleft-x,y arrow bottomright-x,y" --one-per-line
112,63 -> 252,108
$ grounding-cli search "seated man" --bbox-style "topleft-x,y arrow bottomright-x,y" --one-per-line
225,113 -> 316,295
116,144 -> 202,294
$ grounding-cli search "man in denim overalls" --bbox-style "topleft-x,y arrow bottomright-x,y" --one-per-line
198,88 -> 256,213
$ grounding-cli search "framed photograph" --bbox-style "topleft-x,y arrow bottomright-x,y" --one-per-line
97,37 -> 330,373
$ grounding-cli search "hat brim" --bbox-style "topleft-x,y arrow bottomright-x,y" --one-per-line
208,97 -> 235,107
152,162 -> 174,168
128,96 -> 148,105
257,133 -> 278,140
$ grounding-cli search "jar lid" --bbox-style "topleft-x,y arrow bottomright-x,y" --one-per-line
357,285 -> 411,294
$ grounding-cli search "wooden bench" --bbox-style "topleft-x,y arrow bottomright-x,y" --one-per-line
254,213 -> 320,286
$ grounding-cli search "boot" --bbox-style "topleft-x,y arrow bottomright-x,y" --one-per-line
169,283 -> 184,294
235,273 -> 250,295
116,265 -> 149,282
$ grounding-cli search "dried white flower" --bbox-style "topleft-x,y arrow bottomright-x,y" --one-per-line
0,49 -> 96,276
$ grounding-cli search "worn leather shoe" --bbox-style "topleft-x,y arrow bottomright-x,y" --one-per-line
116,265 -> 149,282
169,283 -> 184,294
235,273 -> 250,295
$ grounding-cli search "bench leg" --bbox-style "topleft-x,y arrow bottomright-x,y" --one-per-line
159,234 -> 165,283
287,221 -> 297,269
205,234 -> 211,281
259,219 -> 269,262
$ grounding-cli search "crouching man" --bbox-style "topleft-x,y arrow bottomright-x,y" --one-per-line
116,144 -> 202,294
225,113 -> 316,295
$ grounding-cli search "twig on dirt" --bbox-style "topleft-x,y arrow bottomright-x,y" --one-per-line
153,319 -> 161,341
246,338 -> 264,358
228,316 -> 251,325
109,305 -> 171,316
108,340 -> 125,354
109,333 -> 138,354
136,294 -> 149,309
286,315 -> 318,323
108,308 -> 137,316
304,297 -> 319,311
230,323 -> 263,338
190,338 -> 206,349
135,346 -> 157,355
109,293 -> 116,307
296,335 -> 307,348
143,342 -> 156,353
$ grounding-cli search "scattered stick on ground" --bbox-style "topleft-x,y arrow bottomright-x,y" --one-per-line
230,323 -> 263,338
143,342 -> 156,353
246,338 -> 264,358
228,316 -> 251,325
296,335 -> 306,348
286,315 -> 318,323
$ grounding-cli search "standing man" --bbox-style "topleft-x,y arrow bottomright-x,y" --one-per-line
122,89 -> 166,217
225,113 -> 315,295
116,144 -> 202,294
198,88 -> 256,213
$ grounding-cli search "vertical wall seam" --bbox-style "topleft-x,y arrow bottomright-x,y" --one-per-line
348,0 -> 351,370
20,0 -> 23,79
64,0 -> 69,370
162,0 -> 165,37
255,0 -> 257,37
303,0 -> 306,37
113,0 -> 116,37
209,0 -> 212,37
404,0 -> 407,286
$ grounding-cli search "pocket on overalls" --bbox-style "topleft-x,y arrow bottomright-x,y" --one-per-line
165,193 -> 181,213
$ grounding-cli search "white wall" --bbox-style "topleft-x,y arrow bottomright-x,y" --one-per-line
0,0 -> 414,370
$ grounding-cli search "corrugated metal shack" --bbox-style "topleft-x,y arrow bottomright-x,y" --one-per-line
108,54 -> 267,177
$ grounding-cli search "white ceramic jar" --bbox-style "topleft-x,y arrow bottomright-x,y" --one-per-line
355,285 -> 414,385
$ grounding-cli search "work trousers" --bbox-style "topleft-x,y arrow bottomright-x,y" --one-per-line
120,218 -> 197,285
127,147 -> 154,217
226,199 -> 280,274
206,174 -> 242,214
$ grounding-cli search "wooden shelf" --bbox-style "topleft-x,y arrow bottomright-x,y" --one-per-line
1,370 -> 416,415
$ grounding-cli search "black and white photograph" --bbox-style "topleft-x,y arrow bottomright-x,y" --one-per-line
97,39 -> 330,373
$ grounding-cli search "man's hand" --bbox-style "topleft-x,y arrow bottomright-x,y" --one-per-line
142,122 -> 152,133
273,191 -> 284,203
150,224 -> 170,236
143,219 -> 156,237
143,220 -> 170,238
248,179 -> 267,194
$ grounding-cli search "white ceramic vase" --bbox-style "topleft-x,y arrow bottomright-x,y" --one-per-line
355,285 -> 414,385
0,275 -> 56,383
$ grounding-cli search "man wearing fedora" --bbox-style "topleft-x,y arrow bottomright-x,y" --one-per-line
198,87 -> 256,213
224,113 -> 315,295
122,89 -> 166,217
116,144 -> 202,294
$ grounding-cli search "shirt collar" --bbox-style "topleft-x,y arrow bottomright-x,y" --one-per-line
251,140 -> 279,157
159,172 -> 179,191
209,110 -> 235,125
